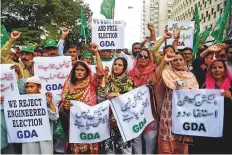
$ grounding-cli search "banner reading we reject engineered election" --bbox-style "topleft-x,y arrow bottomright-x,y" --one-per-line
4,94 -> 52,143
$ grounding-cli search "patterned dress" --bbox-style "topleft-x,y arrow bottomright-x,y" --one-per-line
100,73 -> 135,152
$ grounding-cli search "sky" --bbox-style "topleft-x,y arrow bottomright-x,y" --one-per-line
83,0 -> 142,49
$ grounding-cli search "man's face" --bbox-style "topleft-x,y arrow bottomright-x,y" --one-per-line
163,47 -> 175,55
20,51 -> 34,66
226,47 -> 232,62
82,56 -> 93,65
45,47 -> 58,57
183,50 -> 193,61
132,44 -> 141,57
68,48 -> 79,59
100,50 -> 111,58
34,51 -> 42,57
10,52 -> 18,62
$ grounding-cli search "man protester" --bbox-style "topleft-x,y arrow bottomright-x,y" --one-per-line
182,47 -> 193,70
1,31 -> 33,79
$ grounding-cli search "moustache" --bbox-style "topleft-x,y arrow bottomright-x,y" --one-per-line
21,59 -> 28,62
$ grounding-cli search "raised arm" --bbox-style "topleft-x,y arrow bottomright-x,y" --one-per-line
90,42 -> 104,74
57,27 -> 69,56
1,31 -> 21,64
172,28 -> 180,52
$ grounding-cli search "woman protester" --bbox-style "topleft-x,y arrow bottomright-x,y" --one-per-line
156,52 -> 199,154
191,59 -> 232,154
100,57 -> 135,154
128,49 -> 158,154
60,43 -> 104,154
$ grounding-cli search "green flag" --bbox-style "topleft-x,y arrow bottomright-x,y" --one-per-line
193,4 -> 200,54
199,26 -> 212,43
80,10 -> 90,44
100,0 -> 115,19
211,0 -> 232,43
1,25 -> 9,47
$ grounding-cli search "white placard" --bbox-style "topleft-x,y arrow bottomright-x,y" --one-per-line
92,19 -> 124,49
4,94 -> 52,143
167,21 -> 194,49
172,89 -> 224,137
1,64 -> 19,109
110,85 -> 154,142
69,100 -> 110,143
34,56 -> 72,97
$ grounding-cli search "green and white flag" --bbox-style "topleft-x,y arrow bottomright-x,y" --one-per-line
100,0 -> 115,19
211,0 -> 232,43
1,25 -> 9,47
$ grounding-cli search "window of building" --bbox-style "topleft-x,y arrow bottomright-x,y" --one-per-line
201,14 -> 204,19
204,17 -> 206,23
208,14 -> 210,20
204,2 -> 207,7
209,0 -> 211,5
220,8 -> 223,14
206,11 -> 208,16
211,8 -> 214,14
168,10 -> 171,13
214,12 -> 216,18
217,4 -> 220,11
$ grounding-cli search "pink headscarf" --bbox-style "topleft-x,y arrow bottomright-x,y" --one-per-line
206,59 -> 232,91
128,50 -> 156,86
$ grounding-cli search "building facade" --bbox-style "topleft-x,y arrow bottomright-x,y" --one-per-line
171,0 -> 228,41
141,0 -> 172,41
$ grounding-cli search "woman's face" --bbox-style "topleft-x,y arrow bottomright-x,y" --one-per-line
211,61 -> 225,81
171,54 -> 185,71
113,59 -> 124,76
75,65 -> 87,80
137,50 -> 150,67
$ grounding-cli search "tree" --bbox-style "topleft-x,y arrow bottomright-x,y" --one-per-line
1,0 -> 92,47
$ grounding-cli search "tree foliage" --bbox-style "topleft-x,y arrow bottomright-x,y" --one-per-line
1,0 -> 92,48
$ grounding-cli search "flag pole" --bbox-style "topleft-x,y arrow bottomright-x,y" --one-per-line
83,26 -> 87,45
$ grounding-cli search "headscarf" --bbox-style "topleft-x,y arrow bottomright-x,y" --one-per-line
60,61 -> 97,107
128,50 -> 156,86
206,59 -> 232,90
162,53 -> 199,89
82,52 -> 94,65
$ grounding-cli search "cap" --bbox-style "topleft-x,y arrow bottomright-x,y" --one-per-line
44,39 -> 57,48
11,48 -> 16,54
21,46 -> 34,53
26,76 -> 42,85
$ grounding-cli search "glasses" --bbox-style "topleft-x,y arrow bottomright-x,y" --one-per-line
137,53 -> 149,59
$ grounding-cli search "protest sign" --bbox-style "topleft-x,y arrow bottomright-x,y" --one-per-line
69,100 -> 110,143
172,89 -> 224,137
4,94 -> 52,143
167,21 -> 194,49
34,56 -> 72,96
1,64 -> 19,109
110,85 -> 154,142
92,19 -> 124,49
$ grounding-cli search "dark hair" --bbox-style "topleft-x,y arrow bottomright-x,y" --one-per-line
70,61 -> 89,84
132,42 -> 141,49
112,57 -> 128,76
175,52 -> 185,59
34,46 -> 44,54
68,44 -> 78,50
163,45 -> 175,54
225,44 -> 232,53
182,47 -> 193,53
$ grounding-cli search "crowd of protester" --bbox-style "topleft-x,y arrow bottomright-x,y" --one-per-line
1,23 -> 232,154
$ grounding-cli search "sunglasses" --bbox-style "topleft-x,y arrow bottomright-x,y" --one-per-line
137,53 -> 149,59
